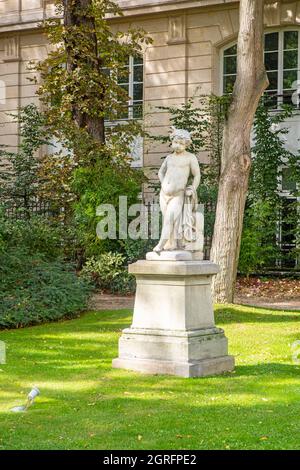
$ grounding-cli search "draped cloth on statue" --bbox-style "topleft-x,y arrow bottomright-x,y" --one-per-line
180,185 -> 198,247
160,185 -> 198,251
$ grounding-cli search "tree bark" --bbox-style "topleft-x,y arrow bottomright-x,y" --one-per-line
211,0 -> 269,303
63,0 -> 105,143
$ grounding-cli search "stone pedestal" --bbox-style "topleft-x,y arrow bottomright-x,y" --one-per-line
112,260 -> 234,378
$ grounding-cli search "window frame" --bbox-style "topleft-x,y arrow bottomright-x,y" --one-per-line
104,55 -> 145,167
115,55 -> 144,121
220,28 -> 300,108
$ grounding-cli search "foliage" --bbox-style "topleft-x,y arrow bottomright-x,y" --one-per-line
81,252 -> 135,293
153,96 -> 299,271
0,105 -> 51,218
0,248 -> 91,329
81,252 -> 125,284
108,271 -> 135,294
239,99 -> 300,274
0,211 -> 64,261
73,156 -> 143,258
121,237 -> 156,264
1,305 -> 300,449
38,146 -> 77,223
35,0 -> 150,140
239,200 -> 279,275
32,0 -> 150,258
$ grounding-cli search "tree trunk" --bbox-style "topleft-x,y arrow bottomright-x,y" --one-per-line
211,0 -> 269,303
63,0 -> 105,143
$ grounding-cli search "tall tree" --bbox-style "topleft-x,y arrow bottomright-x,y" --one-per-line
63,0 -> 105,143
37,0 -> 149,156
35,0 -> 149,260
210,0 -> 269,303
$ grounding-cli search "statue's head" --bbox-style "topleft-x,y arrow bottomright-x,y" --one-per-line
170,127 -> 192,153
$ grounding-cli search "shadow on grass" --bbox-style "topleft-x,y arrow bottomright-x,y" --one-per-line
215,306 -> 300,325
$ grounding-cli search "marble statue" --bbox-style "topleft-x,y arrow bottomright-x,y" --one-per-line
113,130 -> 234,378
149,127 -> 204,260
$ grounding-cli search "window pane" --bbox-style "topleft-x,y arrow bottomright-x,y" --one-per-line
264,51 -> 278,71
283,70 -> 297,89
133,83 -> 143,101
133,65 -> 143,82
282,168 -> 297,191
282,90 -> 295,106
134,56 -> 143,65
224,45 -> 237,56
223,75 -> 236,93
265,32 -> 279,51
133,102 -> 143,119
223,56 -> 237,74
264,91 -> 278,108
266,71 -> 278,90
283,49 -> 298,69
284,31 -> 298,50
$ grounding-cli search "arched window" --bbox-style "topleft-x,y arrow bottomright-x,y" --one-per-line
223,30 -> 300,107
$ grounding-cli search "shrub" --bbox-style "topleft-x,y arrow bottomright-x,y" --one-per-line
239,200 -> 279,276
0,212 -> 64,260
122,238 -> 156,264
0,248 -> 92,329
81,252 -> 135,294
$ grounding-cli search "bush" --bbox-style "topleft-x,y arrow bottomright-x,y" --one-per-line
122,238 -> 156,264
0,212 -> 64,260
81,252 -> 135,294
239,200 -> 279,276
0,248 -> 92,329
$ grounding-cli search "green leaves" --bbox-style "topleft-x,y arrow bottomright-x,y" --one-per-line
0,105 -> 53,218
81,252 -> 135,294
239,98 -> 300,274
0,248 -> 91,329
36,0 -> 151,142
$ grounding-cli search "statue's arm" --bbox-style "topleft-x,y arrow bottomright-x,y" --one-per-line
190,155 -> 201,190
158,156 -> 168,183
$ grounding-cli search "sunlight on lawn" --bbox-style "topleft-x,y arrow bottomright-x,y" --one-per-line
0,305 -> 299,450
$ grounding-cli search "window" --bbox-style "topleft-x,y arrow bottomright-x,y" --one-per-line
223,30 -> 300,108
281,167 -> 298,192
117,56 -> 144,119
104,56 -> 144,166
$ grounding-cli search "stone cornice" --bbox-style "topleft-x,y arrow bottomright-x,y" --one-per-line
117,0 -> 238,17
0,0 -> 238,34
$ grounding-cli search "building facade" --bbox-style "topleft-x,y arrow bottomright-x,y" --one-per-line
1,1 -> 300,162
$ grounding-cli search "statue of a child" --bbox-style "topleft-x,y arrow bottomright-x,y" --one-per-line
153,127 -> 202,254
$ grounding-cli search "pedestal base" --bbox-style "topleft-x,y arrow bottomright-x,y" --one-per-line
112,356 -> 234,378
112,260 -> 235,378
146,250 -> 203,261
112,326 -> 234,377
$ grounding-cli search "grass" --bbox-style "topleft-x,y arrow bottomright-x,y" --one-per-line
0,304 -> 300,450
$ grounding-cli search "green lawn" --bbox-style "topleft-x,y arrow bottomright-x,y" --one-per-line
0,305 -> 299,450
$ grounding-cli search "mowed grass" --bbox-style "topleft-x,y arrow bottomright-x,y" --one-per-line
0,305 -> 300,450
